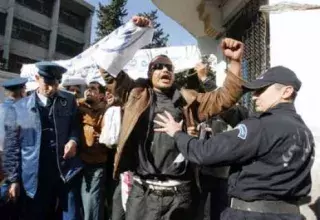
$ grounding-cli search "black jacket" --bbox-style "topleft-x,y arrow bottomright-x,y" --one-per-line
174,103 -> 314,201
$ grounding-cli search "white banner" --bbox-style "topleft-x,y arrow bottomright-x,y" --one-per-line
20,23 -> 206,88
21,45 -> 203,84
21,20 -> 155,86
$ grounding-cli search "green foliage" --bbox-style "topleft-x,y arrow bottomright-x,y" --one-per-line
95,0 -> 128,41
138,10 -> 169,49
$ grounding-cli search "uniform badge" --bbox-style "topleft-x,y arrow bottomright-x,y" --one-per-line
235,124 -> 247,140
60,99 -> 67,107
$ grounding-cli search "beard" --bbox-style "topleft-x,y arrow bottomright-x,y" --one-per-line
85,98 -> 95,105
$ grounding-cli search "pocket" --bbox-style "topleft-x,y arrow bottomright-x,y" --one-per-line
127,183 -> 144,199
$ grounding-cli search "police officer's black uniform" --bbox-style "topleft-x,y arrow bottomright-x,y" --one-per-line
172,66 -> 315,220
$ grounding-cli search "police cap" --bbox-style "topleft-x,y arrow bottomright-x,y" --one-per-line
243,66 -> 301,92
35,61 -> 67,84
0,77 -> 28,91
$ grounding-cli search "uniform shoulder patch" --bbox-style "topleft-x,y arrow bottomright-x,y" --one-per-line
235,123 -> 248,140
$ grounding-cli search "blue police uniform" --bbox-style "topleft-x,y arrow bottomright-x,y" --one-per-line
3,62 -> 83,220
0,77 -> 27,218
172,66 -> 314,220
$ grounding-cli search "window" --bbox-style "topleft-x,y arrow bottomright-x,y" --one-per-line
56,35 -> 84,57
16,0 -> 54,17
11,18 -> 50,49
59,8 -> 85,32
0,12 -> 6,35
8,53 -> 37,74
0,51 -> 6,71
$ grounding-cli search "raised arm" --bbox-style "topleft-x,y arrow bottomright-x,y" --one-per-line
192,38 -> 246,121
95,16 -> 154,105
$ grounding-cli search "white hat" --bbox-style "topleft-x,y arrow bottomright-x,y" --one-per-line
61,75 -> 86,87
86,71 -> 106,86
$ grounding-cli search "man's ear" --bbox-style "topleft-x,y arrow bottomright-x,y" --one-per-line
35,74 -> 40,82
282,86 -> 294,100
99,93 -> 105,101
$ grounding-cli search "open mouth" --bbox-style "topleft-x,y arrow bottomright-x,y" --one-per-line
160,74 -> 172,82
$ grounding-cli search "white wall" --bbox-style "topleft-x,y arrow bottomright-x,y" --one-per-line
269,0 -> 320,219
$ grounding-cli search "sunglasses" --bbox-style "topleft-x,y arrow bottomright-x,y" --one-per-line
253,86 -> 269,96
151,63 -> 173,72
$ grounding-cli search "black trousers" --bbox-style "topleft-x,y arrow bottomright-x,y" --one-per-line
220,207 -> 306,220
125,181 -> 192,220
195,175 -> 229,220
21,147 -> 81,220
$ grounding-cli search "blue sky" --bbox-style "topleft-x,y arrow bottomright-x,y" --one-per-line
88,0 -> 197,46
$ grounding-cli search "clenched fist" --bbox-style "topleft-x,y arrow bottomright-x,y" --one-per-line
132,16 -> 152,28
221,38 -> 244,62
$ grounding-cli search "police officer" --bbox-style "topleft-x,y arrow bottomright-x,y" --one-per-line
0,77 -> 27,175
0,78 -> 27,219
155,66 -> 314,220
4,61 -> 83,220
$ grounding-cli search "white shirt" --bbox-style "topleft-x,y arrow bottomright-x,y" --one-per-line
36,91 -> 48,106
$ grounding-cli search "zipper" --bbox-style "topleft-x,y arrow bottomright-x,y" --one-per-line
52,97 -> 66,182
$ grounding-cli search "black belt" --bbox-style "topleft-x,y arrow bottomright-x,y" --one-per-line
133,179 -> 190,196
230,197 -> 300,215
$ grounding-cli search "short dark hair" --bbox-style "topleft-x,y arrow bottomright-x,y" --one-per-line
5,86 -> 25,99
89,82 -> 106,94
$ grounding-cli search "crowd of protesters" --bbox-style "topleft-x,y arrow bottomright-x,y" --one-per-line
0,16 -> 314,220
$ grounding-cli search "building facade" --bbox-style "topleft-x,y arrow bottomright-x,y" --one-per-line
0,0 -> 94,74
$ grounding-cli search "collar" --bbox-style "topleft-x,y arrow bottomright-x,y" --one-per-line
256,102 -> 296,118
267,102 -> 296,114
28,89 -> 68,111
36,91 -> 48,106
154,88 -> 186,106
4,97 -> 15,104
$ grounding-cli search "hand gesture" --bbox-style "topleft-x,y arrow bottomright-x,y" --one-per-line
195,62 -> 209,81
132,16 -> 152,28
154,111 -> 183,137
8,182 -> 20,202
63,140 -> 77,159
187,126 -> 198,137
221,38 -> 244,62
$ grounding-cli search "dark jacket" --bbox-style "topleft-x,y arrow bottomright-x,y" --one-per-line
3,91 -> 83,198
106,70 -> 245,178
174,103 -> 314,201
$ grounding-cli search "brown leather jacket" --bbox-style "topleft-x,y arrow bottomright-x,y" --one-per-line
108,71 -> 245,178
78,99 -> 108,164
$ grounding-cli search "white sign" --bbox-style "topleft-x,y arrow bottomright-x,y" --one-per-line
20,21 -> 205,84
